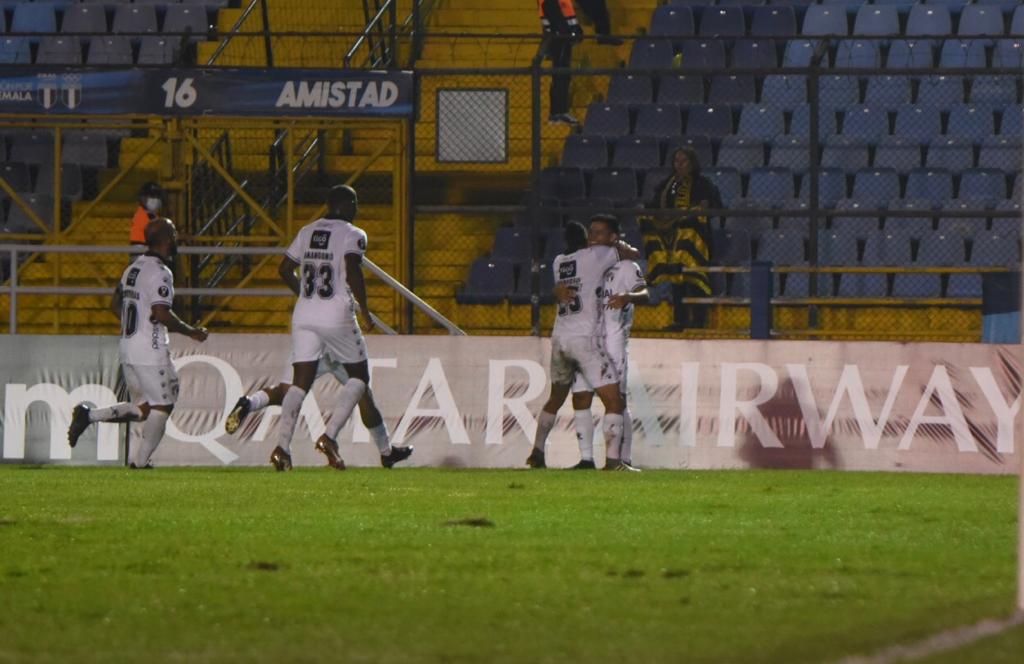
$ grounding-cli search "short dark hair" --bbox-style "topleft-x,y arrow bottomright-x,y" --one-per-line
144,217 -> 174,247
139,181 -> 162,198
327,184 -> 357,212
589,213 -> 620,235
564,221 -> 588,253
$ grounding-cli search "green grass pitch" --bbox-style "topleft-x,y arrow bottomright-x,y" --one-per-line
0,466 -> 1021,663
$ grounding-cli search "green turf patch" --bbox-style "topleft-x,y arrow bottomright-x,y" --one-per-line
0,467 -> 1017,663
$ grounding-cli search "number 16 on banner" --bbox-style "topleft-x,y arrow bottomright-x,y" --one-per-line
161,77 -> 197,109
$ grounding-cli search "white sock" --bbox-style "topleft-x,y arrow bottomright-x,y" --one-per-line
90,402 -> 143,422
133,410 -> 168,467
325,379 -> 366,442
603,413 -> 624,462
621,408 -> 634,464
369,423 -> 392,456
248,390 -> 270,411
277,386 -> 307,454
533,410 -> 556,452
573,409 -> 595,461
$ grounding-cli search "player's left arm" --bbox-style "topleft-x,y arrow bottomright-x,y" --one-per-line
607,287 -> 650,309
345,253 -> 374,329
278,256 -> 301,296
151,304 -> 208,342
110,284 -> 123,317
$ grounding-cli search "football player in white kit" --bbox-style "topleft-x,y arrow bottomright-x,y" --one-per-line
67,218 -> 209,468
569,215 -> 648,470
526,217 -> 640,469
268,184 -> 411,471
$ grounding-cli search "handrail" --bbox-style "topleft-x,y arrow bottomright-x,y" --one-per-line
345,0 -> 396,68
206,0 -> 269,66
0,244 -> 463,336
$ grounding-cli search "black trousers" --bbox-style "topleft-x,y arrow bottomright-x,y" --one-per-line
576,0 -> 611,36
547,37 -> 573,115
671,282 -> 708,329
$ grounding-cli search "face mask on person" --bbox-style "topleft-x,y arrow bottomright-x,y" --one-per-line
144,197 -> 162,213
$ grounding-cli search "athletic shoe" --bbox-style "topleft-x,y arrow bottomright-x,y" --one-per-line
315,435 -> 346,470
67,404 -> 91,448
605,459 -> 641,472
548,113 -> 579,127
568,459 -> 596,470
224,396 -> 251,434
381,445 -> 413,468
128,463 -> 154,470
269,446 -> 292,472
526,448 -> 546,469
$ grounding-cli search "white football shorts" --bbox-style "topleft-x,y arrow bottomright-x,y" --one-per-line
550,335 -> 619,390
123,361 -> 179,406
572,334 -> 628,394
289,323 -> 367,365
278,351 -> 352,385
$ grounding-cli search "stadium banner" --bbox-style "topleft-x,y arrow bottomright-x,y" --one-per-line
1,335 -> 1021,473
0,68 -> 413,116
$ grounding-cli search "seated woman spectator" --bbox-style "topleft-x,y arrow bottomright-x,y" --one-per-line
642,147 -> 722,331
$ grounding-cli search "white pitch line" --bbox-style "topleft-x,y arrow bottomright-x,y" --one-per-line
835,612 -> 1024,664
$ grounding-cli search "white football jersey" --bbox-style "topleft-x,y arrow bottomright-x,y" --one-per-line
285,218 -> 368,328
118,254 -> 174,366
551,244 -> 618,339
602,259 -> 647,339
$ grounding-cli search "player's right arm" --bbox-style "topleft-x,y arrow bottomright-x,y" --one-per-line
278,256 -> 301,296
111,284 -> 124,317
345,253 -> 374,329
151,304 -> 208,342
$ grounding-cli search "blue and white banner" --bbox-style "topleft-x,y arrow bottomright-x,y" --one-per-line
0,68 -> 413,116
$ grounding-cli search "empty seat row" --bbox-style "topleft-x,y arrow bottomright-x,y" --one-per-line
1,4 -> 212,37
0,134 -> 112,167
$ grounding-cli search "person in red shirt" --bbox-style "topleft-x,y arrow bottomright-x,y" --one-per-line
130,182 -> 163,246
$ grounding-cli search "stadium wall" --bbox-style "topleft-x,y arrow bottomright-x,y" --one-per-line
1,335 -> 1020,474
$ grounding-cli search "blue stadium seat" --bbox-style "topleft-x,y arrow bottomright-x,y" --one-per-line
630,39 -> 674,69
864,75 -> 912,107
10,133 -> 54,165
768,135 -> 808,170
511,259 -> 553,304
971,232 -> 1020,266
163,6 -> 212,42
708,75 -> 756,105
679,40 -> 727,68
959,168 -> 1008,203
946,104 -> 996,141
906,167 -> 954,200
61,4 -> 108,34
539,167 -> 586,200
35,36 -> 82,65
87,36 -> 134,66
711,229 -> 752,266
705,167 -> 742,205
640,167 -> 673,203
834,39 -> 880,68
747,166 -> 796,204
798,168 -> 848,208
892,274 -> 942,297
61,132 -> 108,169
758,230 -> 807,266
491,228 -> 534,262
842,106 -> 890,141
821,75 -> 861,107
738,105 -> 785,141
970,76 -> 1020,105
685,104 -> 734,137
583,104 -> 630,137
830,199 -> 883,236
853,5 -> 900,37
925,137 -> 974,172
543,229 -> 566,260
761,75 -> 806,108
822,136 -> 870,171
699,7 -> 745,37
819,229 -> 860,266
0,37 -> 31,65
862,231 -> 912,267
993,39 -> 1023,68
938,39 -> 987,68
751,6 -> 797,37
790,107 -> 837,139
717,136 -> 765,173
837,271 -> 889,297
663,135 -> 713,169
458,259 -> 515,304
732,39 -> 778,69
916,76 -> 966,105
0,162 -> 32,193
608,75 -> 653,105
35,164 -> 82,201
999,105 -> 1022,135
561,135 -> 607,169
801,5 -> 848,36
884,200 -> 935,238
1013,4 -> 1024,34
946,274 -> 982,298
958,5 -> 1006,42
991,207 -> 1021,237
11,4 -> 57,38
112,5 -> 158,39
893,105 -> 941,145
589,167 -> 638,203
937,198 -> 988,235
873,135 -> 922,171
613,136 -> 660,169
669,0 -> 715,5
138,36 -> 177,65
852,168 -> 901,207
978,136 -> 1022,170
906,4 -> 952,37
634,104 -> 682,137
1012,173 -> 1022,199
657,74 -> 704,104
723,205 -> 773,235
916,233 -> 966,266
886,40 -> 935,68
649,5 -> 695,44
782,39 -> 822,67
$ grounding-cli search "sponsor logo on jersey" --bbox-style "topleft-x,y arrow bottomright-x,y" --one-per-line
310,230 -> 331,249
126,268 -> 140,287
558,261 -> 577,279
